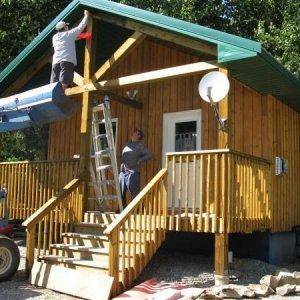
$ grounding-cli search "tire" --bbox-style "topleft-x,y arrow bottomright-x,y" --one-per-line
0,236 -> 20,281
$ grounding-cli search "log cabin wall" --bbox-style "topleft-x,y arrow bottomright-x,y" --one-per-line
47,37 -> 300,232
47,37 -> 219,191
231,78 -> 300,232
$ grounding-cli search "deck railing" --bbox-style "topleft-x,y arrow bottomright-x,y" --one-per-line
104,168 -> 168,296
0,160 -> 79,219
166,149 -> 271,233
23,178 -> 83,272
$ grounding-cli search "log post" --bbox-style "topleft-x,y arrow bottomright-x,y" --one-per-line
108,230 -> 120,296
214,233 -> 229,285
215,67 -> 230,285
218,67 -> 229,149
79,12 -> 93,212
25,226 -> 35,276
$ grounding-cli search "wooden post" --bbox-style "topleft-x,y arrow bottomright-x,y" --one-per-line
215,68 -> 230,285
79,12 -> 93,212
25,226 -> 35,276
218,68 -> 229,149
214,233 -> 229,285
108,230 -> 120,297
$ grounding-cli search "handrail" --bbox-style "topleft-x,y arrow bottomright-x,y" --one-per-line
22,178 -> 82,228
104,168 -> 167,236
105,168 -> 168,296
166,149 -> 271,165
0,158 -> 79,165
23,177 -> 83,274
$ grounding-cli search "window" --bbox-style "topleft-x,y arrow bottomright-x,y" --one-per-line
175,121 -> 197,152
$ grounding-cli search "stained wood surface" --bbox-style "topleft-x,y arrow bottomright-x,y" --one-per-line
48,37 -> 218,199
0,160 -> 79,220
231,79 -> 300,232
105,168 -> 167,295
166,150 -> 271,233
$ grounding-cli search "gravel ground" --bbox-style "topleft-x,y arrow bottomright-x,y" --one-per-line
2,238 -> 300,299
0,238 -> 78,300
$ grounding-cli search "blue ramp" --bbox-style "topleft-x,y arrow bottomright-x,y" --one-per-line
0,83 -> 79,132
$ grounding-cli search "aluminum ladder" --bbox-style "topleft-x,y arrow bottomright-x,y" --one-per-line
90,97 -> 123,211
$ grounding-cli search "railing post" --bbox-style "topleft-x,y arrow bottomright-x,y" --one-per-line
25,226 -> 35,277
162,174 -> 168,231
108,230 -> 120,297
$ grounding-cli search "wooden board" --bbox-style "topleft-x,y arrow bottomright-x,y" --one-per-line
31,261 -> 113,300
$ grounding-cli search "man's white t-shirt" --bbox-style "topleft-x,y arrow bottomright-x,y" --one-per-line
52,15 -> 88,66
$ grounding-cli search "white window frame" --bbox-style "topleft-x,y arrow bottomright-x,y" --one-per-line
162,109 -> 202,165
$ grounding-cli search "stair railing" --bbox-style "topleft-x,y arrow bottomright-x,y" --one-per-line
104,168 -> 168,296
22,178 -> 83,274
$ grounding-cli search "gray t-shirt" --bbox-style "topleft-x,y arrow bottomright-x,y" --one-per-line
120,141 -> 152,172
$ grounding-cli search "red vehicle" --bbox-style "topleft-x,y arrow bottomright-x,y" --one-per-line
0,188 -> 20,281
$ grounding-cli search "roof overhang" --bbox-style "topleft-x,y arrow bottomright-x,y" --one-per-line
0,0 -> 299,112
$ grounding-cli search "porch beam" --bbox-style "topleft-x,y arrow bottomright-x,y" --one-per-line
1,51 -> 51,97
92,31 -> 146,81
66,61 -> 217,96
99,90 -> 142,109
94,13 -> 217,56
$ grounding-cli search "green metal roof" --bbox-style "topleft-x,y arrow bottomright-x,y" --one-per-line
1,0 -> 300,111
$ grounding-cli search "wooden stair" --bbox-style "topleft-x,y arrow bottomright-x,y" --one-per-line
30,212 -> 118,300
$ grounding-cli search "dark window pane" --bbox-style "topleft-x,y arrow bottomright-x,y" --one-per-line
175,121 -> 197,152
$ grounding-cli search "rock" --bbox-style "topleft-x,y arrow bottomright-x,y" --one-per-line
181,288 -> 204,299
292,272 -> 300,285
248,284 -> 275,297
212,285 -> 242,299
295,285 -> 300,293
274,268 -> 290,276
237,286 -> 256,298
198,289 -> 220,299
277,272 -> 297,286
276,284 -> 296,296
260,275 -> 279,290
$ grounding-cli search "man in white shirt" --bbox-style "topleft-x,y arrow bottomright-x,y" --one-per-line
50,11 -> 89,91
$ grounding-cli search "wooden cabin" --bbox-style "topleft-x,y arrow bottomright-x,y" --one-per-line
0,0 -> 299,298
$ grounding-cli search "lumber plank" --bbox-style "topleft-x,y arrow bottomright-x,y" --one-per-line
93,31 -> 146,81
65,62 -> 218,96
73,72 -> 84,86
22,178 -> 81,228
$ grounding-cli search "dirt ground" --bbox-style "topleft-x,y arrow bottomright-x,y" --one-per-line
1,238 -> 300,299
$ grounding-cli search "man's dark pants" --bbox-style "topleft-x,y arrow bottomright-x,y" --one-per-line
119,170 -> 140,208
50,61 -> 74,85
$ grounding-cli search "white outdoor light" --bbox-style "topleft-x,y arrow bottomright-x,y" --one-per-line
199,71 -> 230,132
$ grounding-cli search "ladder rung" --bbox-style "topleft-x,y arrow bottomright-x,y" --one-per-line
89,195 -> 118,201
99,180 -> 115,186
98,195 -> 118,201
95,149 -> 110,156
96,165 -> 111,171
92,104 -> 104,113
94,134 -> 107,139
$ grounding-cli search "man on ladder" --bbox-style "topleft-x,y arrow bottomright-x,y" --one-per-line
119,129 -> 152,208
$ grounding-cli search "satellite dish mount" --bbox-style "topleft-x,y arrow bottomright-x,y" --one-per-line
199,71 -> 230,133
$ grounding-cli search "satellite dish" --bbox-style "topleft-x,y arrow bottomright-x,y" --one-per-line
199,71 -> 230,103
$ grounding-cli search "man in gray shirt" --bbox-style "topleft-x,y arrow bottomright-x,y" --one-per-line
119,129 -> 152,208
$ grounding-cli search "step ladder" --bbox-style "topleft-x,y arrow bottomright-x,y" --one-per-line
90,97 -> 123,211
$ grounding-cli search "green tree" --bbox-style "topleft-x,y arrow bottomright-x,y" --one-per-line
0,0 -> 299,161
